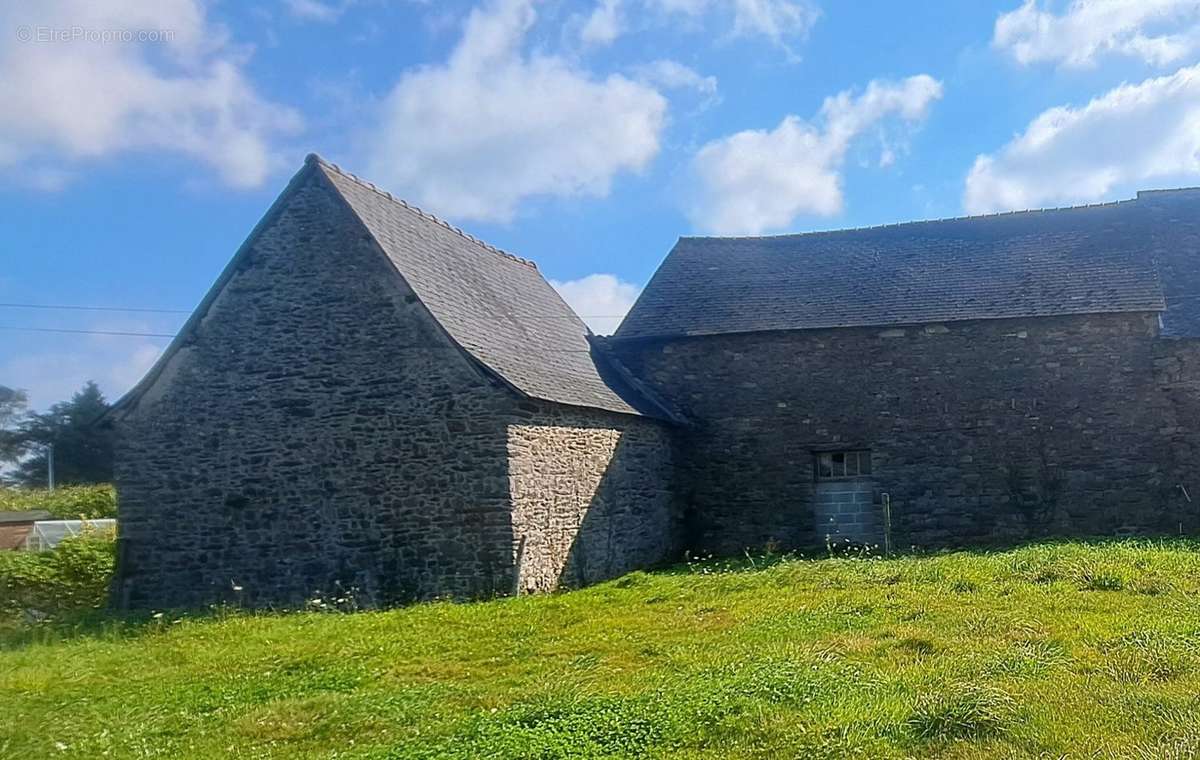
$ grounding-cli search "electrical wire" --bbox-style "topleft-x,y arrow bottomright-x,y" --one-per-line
0,326 -> 179,338
0,302 -> 191,314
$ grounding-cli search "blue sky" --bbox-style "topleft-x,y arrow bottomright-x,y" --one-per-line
4,0 -> 1200,409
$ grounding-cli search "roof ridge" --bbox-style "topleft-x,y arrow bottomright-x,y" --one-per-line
681,196 -> 1150,242
1138,187 -> 1200,197
305,153 -> 537,269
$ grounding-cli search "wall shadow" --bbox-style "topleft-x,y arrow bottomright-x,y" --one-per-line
506,414 -> 678,594
555,433 -> 675,588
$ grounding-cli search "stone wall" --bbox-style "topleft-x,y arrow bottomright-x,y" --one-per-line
114,171 -> 522,608
1154,336 -> 1200,510
613,312 -> 1200,553
508,403 -> 677,593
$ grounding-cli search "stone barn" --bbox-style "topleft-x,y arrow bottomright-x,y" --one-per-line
109,154 -> 1200,609
108,155 -> 679,609
610,189 -> 1200,552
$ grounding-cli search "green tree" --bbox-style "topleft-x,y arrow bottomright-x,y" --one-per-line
0,382 -> 113,487
0,386 -> 27,462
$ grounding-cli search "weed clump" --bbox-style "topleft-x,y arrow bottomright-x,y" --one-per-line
907,682 -> 1018,741
1101,631 -> 1196,684
1074,560 -> 1126,591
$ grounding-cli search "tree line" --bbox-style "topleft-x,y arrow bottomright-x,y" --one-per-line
0,382 -> 113,487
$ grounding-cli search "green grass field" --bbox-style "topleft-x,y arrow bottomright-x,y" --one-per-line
4,541 -> 1200,758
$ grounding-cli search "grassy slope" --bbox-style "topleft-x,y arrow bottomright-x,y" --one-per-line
4,542 -> 1200,759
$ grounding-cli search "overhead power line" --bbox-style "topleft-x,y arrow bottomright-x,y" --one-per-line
0,302 -> 191,314
0,324 -> 177,336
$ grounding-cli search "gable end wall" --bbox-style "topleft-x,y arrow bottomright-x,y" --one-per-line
114,172 -> 522,608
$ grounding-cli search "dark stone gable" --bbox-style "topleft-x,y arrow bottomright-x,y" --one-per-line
114,155 -> 673,423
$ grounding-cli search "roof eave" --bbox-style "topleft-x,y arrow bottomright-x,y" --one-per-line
610,305 -> 1167,344
585,335 -> 689,425
102,159 -> 321,423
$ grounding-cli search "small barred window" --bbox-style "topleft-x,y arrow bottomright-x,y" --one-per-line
815,450 -> 872,480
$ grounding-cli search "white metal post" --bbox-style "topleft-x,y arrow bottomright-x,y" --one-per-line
882,492 -> 892,556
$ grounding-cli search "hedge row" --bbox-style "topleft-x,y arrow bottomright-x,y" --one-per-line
0,530 -> 116,618
0,484 -> 117,519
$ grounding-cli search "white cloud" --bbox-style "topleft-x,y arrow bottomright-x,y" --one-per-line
582,0 -> 819,52
20,167 -> 75,192
284,0 -> 345,23
647,0 -> 819,50
994,0 -> 1200,68
649,0 -> 709,13
632,59 -> 718,96
365,0 -> 667,222
581,0 -> 623,46
729,0 -> 820,45
964,63 -> 1200,213
550,274 -> 641,335
0,0 -> 301,188
686,74 -> 943,235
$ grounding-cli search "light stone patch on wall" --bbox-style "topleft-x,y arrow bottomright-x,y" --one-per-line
508,424 -> 621,592
507,404 -> 678,593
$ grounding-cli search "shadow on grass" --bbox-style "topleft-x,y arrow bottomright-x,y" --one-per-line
6,534 -> 1200,651
0,606 -> 231,651
1,596 -> 382,651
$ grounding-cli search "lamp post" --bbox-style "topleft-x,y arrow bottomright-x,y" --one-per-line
46,442 -> 55,491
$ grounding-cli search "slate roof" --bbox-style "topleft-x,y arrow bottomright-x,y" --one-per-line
312,156 -> 673,419
111,156 -> 675,421
1137,189 -> 1200,337
615,198 -> 1178,341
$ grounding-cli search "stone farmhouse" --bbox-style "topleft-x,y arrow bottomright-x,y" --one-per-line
108,154 -> 1200,609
